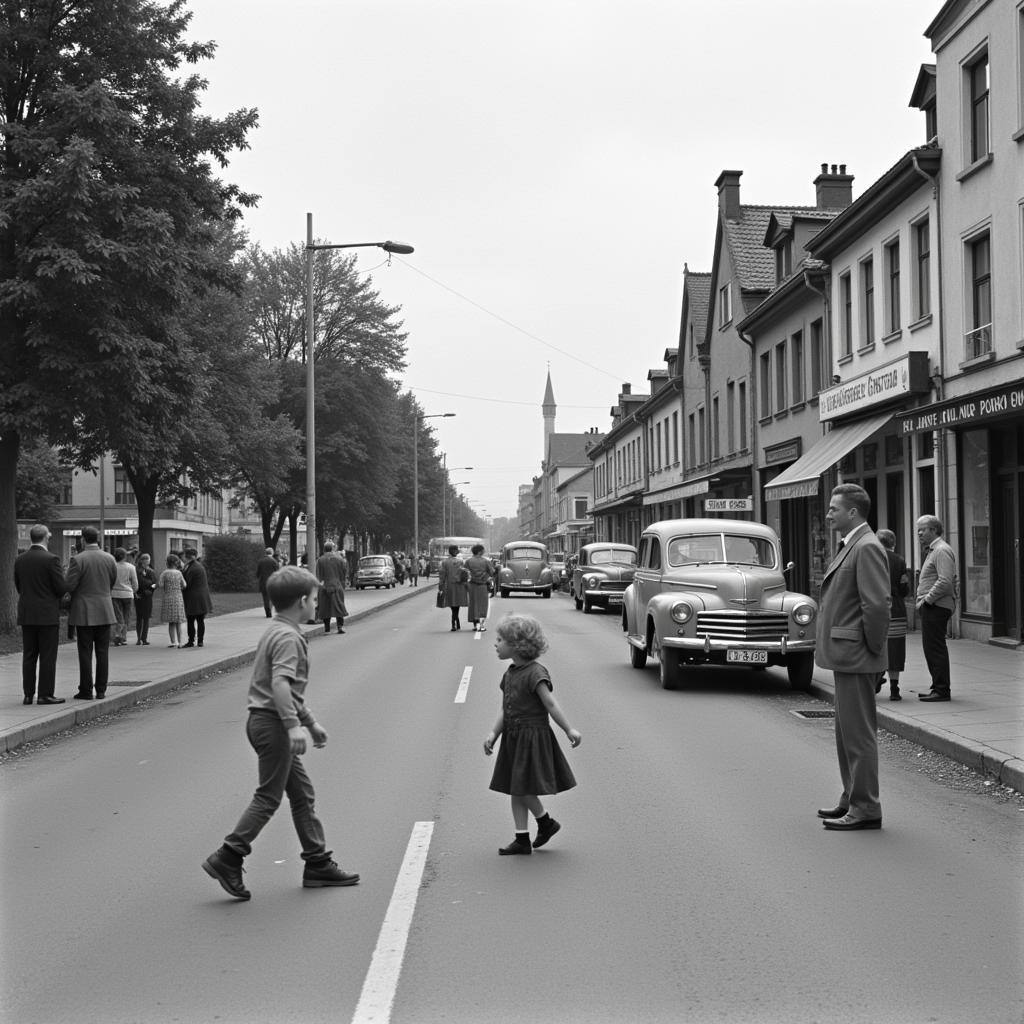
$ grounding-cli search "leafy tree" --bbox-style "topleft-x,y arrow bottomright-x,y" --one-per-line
246,243 -> 408,371
14,442 -> 64,522
0,0 -> 257,629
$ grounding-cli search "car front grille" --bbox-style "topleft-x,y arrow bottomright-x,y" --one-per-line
598,581 -> 629,593
696,611 -> 789,641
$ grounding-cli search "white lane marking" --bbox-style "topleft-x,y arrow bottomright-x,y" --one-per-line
454,666 -> 472,704
351,821 -> 435,1024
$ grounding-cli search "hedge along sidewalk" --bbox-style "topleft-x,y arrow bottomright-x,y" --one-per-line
0,583 -> 433,754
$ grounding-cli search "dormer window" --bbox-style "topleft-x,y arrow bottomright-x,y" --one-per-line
774,241 -> 793,285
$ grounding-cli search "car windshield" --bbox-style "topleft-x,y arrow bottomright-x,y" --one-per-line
667,534 -> 776,568
590,548 -> 637,566
506,548 -> 543,561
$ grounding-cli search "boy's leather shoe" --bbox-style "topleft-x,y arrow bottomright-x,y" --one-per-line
202,851 -> 251,900
302,860 -> 359,887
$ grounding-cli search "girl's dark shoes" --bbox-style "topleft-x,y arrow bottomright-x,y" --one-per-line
533,815 -> 561,848
498,835 -> 532,856
890,684 -> 902,701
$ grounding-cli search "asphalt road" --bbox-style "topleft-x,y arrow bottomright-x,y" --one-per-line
3,592 -> 1022,1024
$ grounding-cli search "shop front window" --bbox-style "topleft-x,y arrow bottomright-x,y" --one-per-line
961,429 -> 991,616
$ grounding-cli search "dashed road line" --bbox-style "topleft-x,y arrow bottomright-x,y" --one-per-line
351,820 -> 435,1024
454,666 -> 472,704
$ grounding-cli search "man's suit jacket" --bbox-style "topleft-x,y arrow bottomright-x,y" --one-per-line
256,556 -> 278,590
815,526 -> 890,674
182,560 -> 214,616
13,546 -> 67,626
66,545 -> 117,626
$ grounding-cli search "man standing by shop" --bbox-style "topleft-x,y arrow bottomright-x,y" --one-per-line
14,524 -> 67,704
915,515 -> 957,702
65,526 -> 117,700
815,484 -> 890,831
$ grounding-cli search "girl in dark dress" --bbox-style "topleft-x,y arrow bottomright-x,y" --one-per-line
483,615 -> 581,856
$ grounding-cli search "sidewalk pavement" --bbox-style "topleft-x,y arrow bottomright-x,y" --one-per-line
3,586 -> 1022,793
0,582 -> 433,755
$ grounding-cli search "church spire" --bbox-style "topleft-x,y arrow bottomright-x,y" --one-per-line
542,367 -> 556,459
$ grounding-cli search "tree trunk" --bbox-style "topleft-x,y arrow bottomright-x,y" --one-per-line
0,430 -> 21,632
133,477 -> 160,562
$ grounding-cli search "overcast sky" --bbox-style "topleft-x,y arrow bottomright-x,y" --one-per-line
187,0 -> 934,519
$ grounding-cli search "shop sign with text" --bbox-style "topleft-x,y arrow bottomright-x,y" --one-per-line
705,498 -> 754,512
818,352 -> 930,422
897,379 -> 1024,435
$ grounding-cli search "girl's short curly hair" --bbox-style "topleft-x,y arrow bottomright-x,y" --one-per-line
495,614 -> 549,660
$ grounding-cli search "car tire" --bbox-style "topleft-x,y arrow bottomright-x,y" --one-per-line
500,588 -> 509,599
542,589 -> 551,599
574,593 -> 583,611
583,596 -> 592,614
629,641 -> 647,669
656,640 -> 682,690
787,652 -> 814,692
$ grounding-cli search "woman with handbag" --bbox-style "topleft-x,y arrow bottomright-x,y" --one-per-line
438,545 -> 469,631
465,543 -> 494,631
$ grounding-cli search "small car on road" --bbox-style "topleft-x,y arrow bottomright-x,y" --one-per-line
353,554 -> 397,590
547,554 -> 569,592
571,542 -> 638,614
622,519 -> 817,690
498,541 -> 554,598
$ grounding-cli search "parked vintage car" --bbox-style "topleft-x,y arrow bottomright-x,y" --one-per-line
498,541 -> 554,598
571,542 -> 638,614
547,554 -> 569,592
353,554 -> 397,590
622,519 -> 817,690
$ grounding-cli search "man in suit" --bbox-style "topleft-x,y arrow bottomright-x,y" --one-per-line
182,548 -> 213,648
915,514 -> 958,702
65,525 -> 117,700
13,523 -> 67,704
255,548 -> 279,618
814,483 -> 890,831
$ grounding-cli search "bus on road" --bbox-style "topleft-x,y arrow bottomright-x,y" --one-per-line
427,536 -> 485,576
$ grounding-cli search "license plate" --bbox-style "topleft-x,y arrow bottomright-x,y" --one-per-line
606,595 -> 623,603
521,579 -> 532,585
727,649 -> 768,664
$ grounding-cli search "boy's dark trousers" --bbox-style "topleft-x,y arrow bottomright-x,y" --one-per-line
223,710 -> 330,862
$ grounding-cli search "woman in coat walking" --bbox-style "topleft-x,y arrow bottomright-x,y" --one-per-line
465,543 -> 494,631
438,545 -> 469,631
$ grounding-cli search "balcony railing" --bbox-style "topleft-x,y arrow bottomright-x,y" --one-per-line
964,323 -> 993,361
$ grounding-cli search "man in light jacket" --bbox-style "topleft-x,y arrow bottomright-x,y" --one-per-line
814,484 -> 890,831
915,515 -> 958,702
65,526 -> 117,699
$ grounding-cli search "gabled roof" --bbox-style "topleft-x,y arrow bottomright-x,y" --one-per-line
546,432 -> 604,469
681,270 -> 712,340
763,209 -> 841,247
725,204 -> 838,294
909,64 -> 937,110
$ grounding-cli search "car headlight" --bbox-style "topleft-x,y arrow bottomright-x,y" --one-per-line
585,574 -> 599,587
792,602 -> 816,626
670,600 -> 694,624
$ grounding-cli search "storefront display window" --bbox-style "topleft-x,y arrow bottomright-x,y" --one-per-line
961,429 -> 991,616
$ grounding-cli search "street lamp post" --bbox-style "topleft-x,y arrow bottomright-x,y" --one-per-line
441,466 -> 473,535
414,412 -> 455,558
305,213 -> 413,566
449,481 -> 471,534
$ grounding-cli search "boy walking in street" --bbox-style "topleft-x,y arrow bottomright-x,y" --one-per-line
202,566 -> 359,900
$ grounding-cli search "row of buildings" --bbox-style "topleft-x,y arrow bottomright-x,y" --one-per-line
518,0 -> 1024,647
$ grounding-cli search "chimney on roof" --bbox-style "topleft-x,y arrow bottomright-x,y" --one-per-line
621,383 -> 631,396
715,169 -> 743,220
814,163 -> 854,210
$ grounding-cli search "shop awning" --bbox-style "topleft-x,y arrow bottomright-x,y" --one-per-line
764,412 -> 892,502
